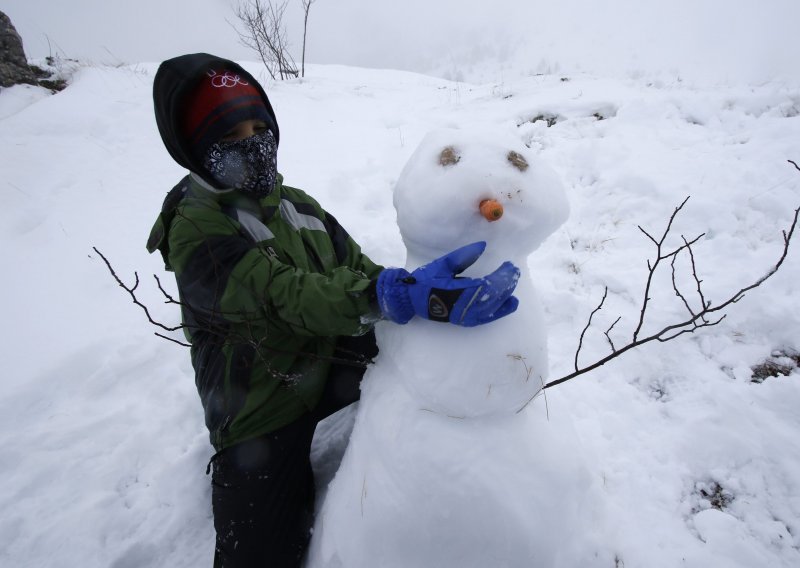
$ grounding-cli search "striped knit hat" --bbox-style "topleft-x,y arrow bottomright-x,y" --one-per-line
182,68 -> 275,157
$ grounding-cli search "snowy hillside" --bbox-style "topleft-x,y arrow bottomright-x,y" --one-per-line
6,0 -> 800,86
1,60 -> 799,567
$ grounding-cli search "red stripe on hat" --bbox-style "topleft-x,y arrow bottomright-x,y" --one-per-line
189,95 -> 265,144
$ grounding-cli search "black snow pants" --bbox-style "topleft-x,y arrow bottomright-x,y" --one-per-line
210,333 -> 377,568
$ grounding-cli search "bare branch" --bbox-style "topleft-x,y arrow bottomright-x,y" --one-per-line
574,286 -> 608,372
604,316 -> 621,352
671,250 -> 696,318
154,333 -> 192,348
661,233 -> 705,261
683,235 -> 707,312
301,0 -> 317,77
659,315 -> 725,342
544,199 -> 800,391
232,0 -> 298,80
93,247 -> 183,334
154,274 -> 180,305
633,197 -> 692,341
93,245 -> 376,372
638,225 -> 658,246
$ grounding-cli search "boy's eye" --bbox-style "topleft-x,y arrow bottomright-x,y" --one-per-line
218,120 -> 268,144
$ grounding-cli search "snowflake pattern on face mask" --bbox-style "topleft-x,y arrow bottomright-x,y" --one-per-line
203,129 -> 278,197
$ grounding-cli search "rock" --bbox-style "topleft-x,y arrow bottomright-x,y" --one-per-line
1,10 -> 44,88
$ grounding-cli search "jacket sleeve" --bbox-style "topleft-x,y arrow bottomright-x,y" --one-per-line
323,210 -> 384,279
168,205 -> 376,338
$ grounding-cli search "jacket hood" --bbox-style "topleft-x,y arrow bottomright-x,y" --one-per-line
153,53 -> 280,189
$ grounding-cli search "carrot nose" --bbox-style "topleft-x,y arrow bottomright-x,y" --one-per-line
480,199 -> 504,222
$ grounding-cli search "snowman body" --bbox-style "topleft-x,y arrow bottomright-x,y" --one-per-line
308,130 -> 596,568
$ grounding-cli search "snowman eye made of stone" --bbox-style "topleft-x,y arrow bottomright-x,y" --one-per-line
438,146 -> 461,167
507,151 -> 529,172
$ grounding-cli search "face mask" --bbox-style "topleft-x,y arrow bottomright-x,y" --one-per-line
203,129 -> 278,197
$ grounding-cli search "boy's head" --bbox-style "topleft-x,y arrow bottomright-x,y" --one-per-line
154,54 -> 281,192
182,68 -> 277,159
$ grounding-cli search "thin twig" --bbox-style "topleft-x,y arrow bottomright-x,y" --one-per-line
538,375 -> 549,420
155,333 -> 192,347
671,251 -> 696,317
93,247 -> 183,334
632,196 -> 691,341
683,235 -> 709,320
604,317 -> 621,352
575,286 -> 608,372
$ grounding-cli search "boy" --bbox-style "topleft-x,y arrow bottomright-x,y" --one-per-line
148,53 -> 519,567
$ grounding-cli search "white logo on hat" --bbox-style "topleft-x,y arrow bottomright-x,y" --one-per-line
207,69 -> 250,88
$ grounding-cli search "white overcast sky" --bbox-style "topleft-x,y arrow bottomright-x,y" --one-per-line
3,0 -> 799,83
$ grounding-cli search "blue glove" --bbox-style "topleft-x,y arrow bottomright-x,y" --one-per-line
376,241 -> 520,327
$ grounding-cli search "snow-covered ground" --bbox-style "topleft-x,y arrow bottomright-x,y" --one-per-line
1,60 -> 799,567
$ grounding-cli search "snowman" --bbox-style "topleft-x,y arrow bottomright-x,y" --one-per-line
307,129 -> 600,568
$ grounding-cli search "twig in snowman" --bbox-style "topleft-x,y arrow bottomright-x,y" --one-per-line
361,474 -> 367,517
419,408 -> 466,420
513,368 -> 549,417
545,191 -> 800,391
507,353 -> 533,382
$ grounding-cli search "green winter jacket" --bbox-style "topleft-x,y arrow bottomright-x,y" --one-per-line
147,173 -> 382,450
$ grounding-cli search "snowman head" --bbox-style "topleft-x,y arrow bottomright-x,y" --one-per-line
394,129 -> 569,268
